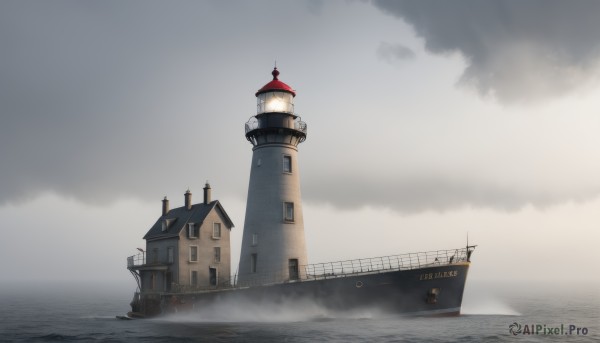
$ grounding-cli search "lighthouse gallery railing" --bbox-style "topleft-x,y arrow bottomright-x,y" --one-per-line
244,116 -> 307,134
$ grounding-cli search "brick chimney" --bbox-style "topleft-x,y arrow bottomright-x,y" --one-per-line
184,189 -> 192,210
203,182 -> 212,204
162,196 -> 169,216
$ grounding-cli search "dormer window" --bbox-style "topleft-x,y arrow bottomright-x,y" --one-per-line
188,223 -> 198,239
162,218 -> 176,232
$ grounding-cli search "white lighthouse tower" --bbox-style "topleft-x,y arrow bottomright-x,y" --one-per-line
238,67 -> 308,285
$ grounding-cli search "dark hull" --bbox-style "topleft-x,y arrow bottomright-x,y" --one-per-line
136,262 -> 470,317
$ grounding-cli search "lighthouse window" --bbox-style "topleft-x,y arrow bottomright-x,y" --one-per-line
252,233 -> 258,246
284,202 -> 294,222
283,155 -> 292,173
189,246 -> 198,262
213,223 -> 222,239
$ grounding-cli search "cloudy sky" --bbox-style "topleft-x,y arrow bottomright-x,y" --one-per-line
1,0 -> 599,287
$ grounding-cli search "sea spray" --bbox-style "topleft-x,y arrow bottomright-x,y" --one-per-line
156,296 -> 383,323
462,283 -> 521,316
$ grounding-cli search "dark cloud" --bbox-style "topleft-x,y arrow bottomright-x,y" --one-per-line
373,0 -> 600,103
377,42 -> 416,63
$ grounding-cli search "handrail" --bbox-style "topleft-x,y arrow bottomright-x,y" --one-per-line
127,253 -> 145,268
302,248 -> 470,281
244,115 -> 307,135
151,247 -> 475,293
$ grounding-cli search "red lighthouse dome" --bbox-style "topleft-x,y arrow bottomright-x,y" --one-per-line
255,67 -> 296,97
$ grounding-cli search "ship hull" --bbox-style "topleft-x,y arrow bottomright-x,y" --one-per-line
135,262 -> 470,317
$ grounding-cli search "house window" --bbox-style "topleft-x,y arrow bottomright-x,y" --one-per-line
283,155 -> 292,173
250,253 -> 257,273
284,202 -> 294,222
167,247 -> 174,264
214,247 -> 221,263
166,272 -> 172,292
189,246 -> 198,262
213,223 -> 221,239
191,271 -> 198,286
149,272 -> 155,290
152,248 -> 159,263
161,220 -> 167,232
188,223 -> 198,239
252,233 -> 258,246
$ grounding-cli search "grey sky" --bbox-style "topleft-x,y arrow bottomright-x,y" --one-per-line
1,1 -> 599,283
377,42 -> 416,63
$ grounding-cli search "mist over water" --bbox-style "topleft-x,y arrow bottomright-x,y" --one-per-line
159,282 -> 523,324
159,297 -> 381,323
461,299 -> 521,316
462,284 -> 521,316
0,280 -> 597,342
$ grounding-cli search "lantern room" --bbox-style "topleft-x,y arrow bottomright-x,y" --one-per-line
255,67 -> 296,114
245,67 -> 307,147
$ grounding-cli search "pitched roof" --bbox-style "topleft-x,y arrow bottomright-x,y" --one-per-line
143,200 -> 234,241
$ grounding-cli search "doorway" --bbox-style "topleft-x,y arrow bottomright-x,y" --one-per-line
165,272 -> 172,291
209,267 -> 217,286
288,259 -> 299,280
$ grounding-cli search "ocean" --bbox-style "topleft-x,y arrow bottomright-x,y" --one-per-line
0,280 -> 597,342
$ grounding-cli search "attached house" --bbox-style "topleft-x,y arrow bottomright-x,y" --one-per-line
135,183 -> 234,293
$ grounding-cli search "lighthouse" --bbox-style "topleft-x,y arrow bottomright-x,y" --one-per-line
238,67 -> 308,285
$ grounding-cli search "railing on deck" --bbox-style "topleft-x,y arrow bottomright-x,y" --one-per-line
303,248 -> 470,281
126,247 -> 474,293
233,247 -> 473,289
127,253 -> 145,268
